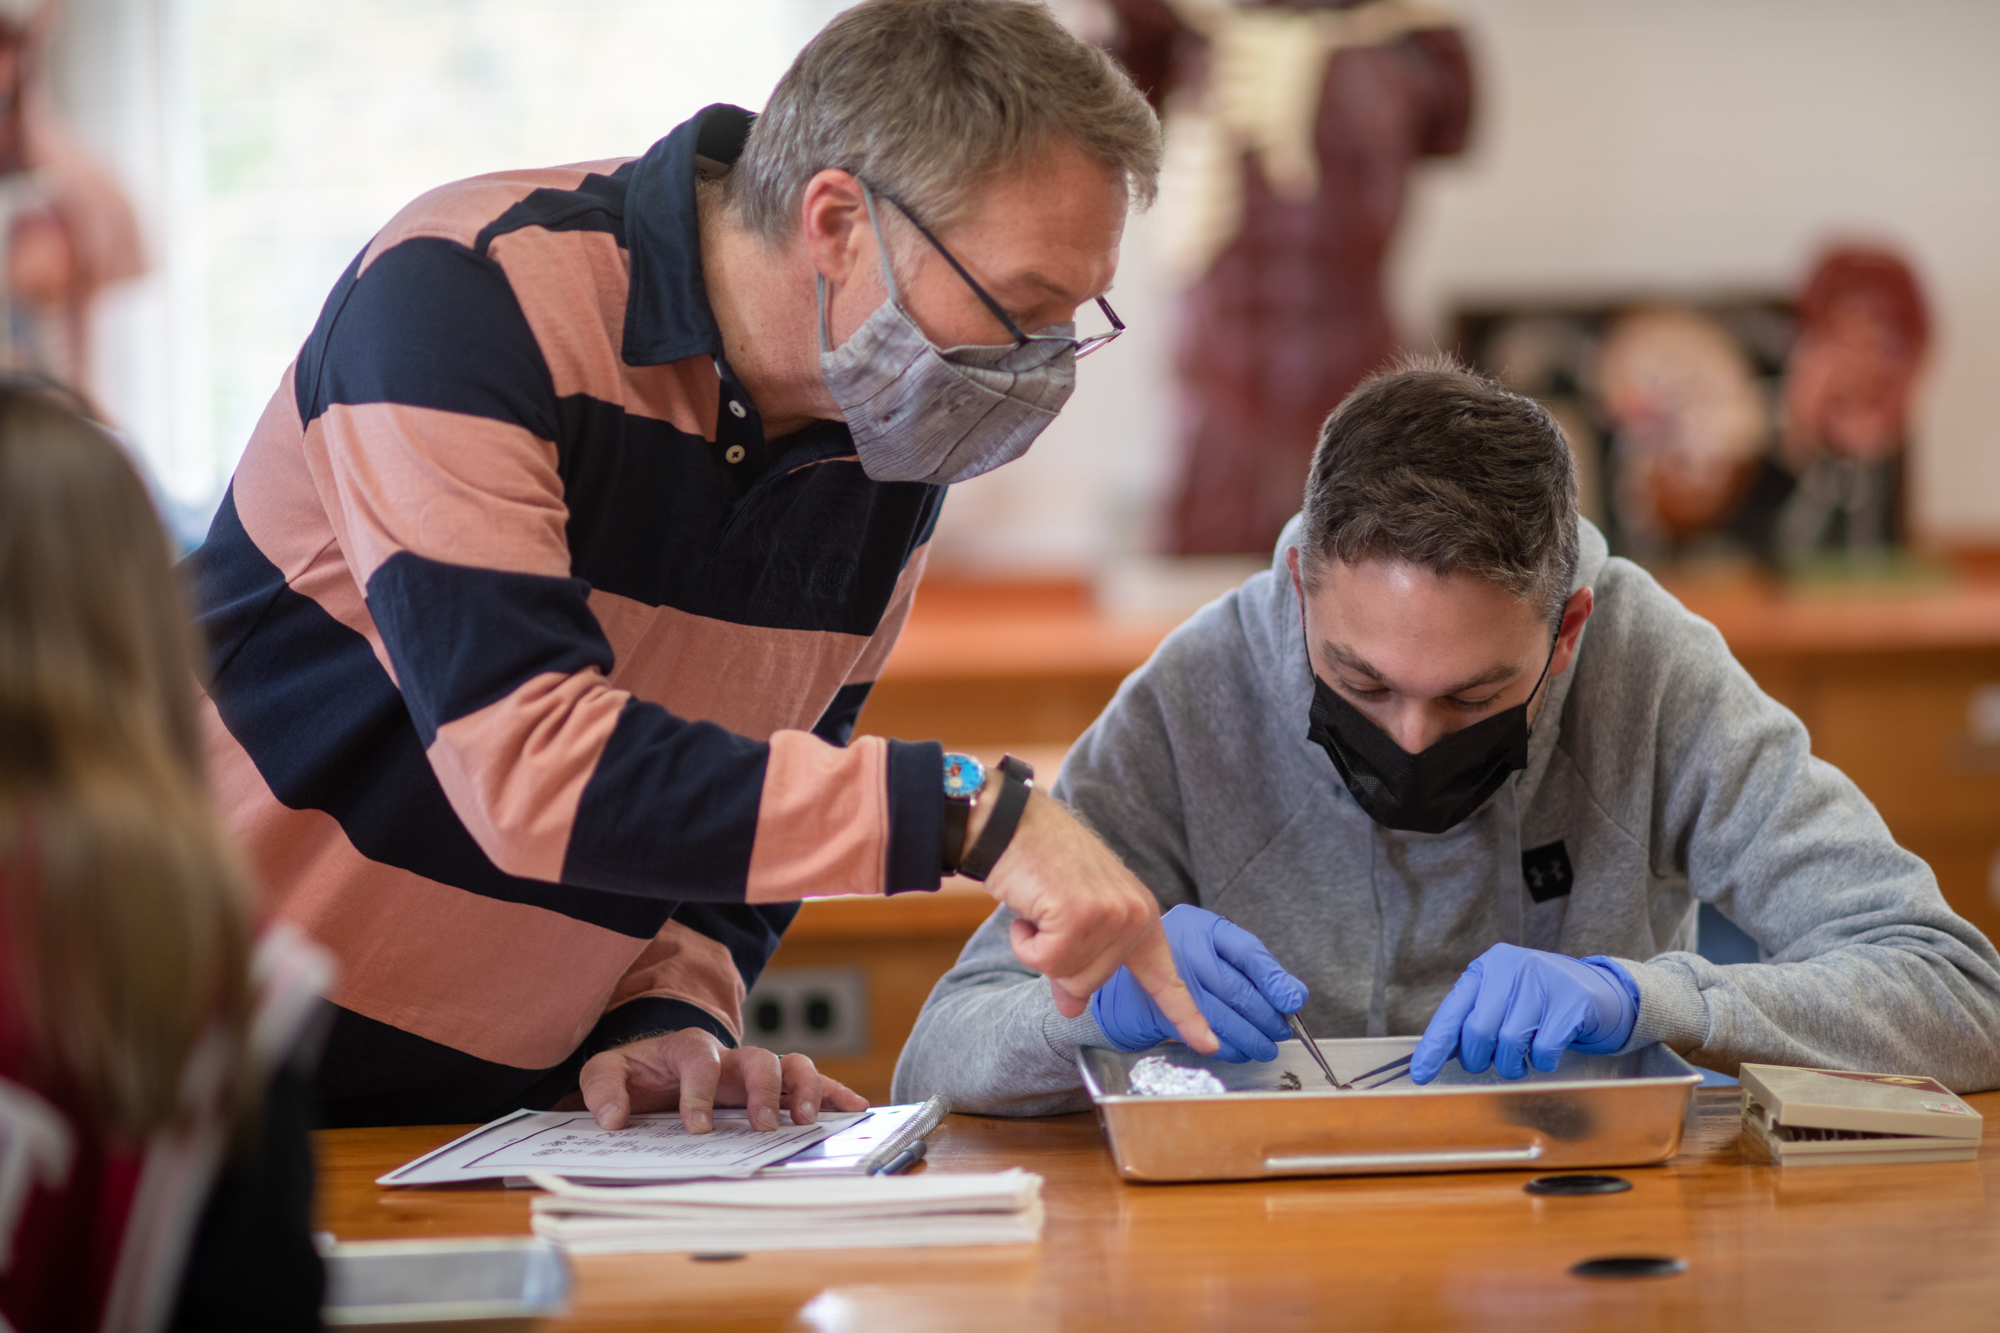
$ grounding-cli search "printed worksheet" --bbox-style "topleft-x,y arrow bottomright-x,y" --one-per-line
378,1109 -> 861,1186
471,1115 -> 830,1174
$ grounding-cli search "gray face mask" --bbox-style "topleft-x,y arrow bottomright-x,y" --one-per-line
817,186 -> 1076,486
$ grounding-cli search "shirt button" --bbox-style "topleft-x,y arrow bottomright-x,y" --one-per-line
728,400 -> 747,419
724,444 -> 746,464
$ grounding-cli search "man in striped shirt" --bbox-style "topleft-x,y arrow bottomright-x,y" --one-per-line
187,0 -> 1219,1129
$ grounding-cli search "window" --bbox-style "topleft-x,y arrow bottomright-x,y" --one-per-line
66,0 -> 836,539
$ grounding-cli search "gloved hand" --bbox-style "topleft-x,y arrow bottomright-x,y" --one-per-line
1411,943 -> 1639,1084
1090,904 -> 1307,1062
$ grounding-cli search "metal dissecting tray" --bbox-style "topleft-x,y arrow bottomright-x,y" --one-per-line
1079,1036 -> 1703,1183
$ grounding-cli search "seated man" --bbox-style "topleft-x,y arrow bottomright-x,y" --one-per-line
894,357 -> 2000,1115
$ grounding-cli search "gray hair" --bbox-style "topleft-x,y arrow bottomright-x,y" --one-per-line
728,0 -> 1161,241
1298,353 -> 1582,626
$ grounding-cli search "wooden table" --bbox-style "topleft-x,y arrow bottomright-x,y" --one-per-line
318,1087 -> 2000,1330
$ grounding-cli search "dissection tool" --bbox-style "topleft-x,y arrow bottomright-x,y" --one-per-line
1283,1012 -> 1350,1090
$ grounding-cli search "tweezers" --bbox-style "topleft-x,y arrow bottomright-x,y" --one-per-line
1350,1053 -> 1414,1090
1280,1017 -> 1419,1092
1282,1012 -> 1350,1090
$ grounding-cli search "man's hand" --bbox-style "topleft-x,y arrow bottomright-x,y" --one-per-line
578,1028 -> 869,1132
1091,905 -> 1306,1062
976,791 -> 1219,1055
1411,943 -> 1640,1084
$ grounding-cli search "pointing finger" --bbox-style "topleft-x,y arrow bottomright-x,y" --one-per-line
1117,924 -> 1218,1055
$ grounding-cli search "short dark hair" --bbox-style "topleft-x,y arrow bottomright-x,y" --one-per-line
1298,354 -> 1580,624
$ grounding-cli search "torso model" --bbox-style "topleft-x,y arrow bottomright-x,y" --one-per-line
1105,0 -> 1472,554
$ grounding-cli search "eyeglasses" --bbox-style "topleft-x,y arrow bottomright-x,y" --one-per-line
868,185 -> 1126,359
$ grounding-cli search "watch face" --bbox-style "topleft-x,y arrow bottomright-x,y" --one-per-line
942,752 -> 987,801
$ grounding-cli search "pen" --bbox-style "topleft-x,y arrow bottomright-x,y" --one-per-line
872,1140 -> 928,1175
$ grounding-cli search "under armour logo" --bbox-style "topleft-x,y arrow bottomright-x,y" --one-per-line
1522,841 -> 1575,904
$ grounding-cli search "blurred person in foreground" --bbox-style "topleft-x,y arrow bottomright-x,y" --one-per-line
895,357 -> 2000,1113
186,0 -> 1219,1134
0,385 -> 327,1330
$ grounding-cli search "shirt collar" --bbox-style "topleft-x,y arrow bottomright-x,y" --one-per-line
621,103 -> 756,367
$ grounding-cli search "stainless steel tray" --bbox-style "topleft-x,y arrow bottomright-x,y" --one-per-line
1079,1037 -> 1702,1182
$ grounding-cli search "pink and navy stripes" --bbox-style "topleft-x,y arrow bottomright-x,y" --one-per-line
186,106 -> 946,1125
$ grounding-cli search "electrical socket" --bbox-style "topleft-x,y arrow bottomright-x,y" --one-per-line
742,966 -> 868,1056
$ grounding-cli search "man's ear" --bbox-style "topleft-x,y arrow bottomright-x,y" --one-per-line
1286,546 -> 1319,643
1550,585 -> 1595,678
799,168 -> 870,287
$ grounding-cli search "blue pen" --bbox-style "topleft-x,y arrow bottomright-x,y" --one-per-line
872,1140 -> 928,1176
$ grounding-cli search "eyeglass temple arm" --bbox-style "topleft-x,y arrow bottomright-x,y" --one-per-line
880,189 -> 1121,348
878,193 -> 1031,344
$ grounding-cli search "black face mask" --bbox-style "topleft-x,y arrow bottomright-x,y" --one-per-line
1306,637 -> 1557,835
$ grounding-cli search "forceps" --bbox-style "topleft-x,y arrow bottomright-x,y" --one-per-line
1282,1012 -> 1351,1090
1280,1015 -> 1418,1093
1350,1053 -> 1415,1090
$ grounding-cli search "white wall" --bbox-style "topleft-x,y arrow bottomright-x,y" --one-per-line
46,0 -> 2000,556
49,0 -> 839,533
935,0 -> 2000,568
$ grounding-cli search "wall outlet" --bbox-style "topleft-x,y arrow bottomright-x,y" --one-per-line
743,966 -> 868,1056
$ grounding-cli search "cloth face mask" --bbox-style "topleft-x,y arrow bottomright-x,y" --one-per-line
816,186 -> 1076,486
1306,636 -> 1557,835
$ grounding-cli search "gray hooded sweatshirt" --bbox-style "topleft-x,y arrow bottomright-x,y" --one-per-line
893,518 -> 2000,1114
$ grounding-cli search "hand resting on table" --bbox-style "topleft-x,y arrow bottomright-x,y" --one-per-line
572,1027 -> 868,1132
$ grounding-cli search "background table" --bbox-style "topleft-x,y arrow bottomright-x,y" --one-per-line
318,1086 -> 2000,1331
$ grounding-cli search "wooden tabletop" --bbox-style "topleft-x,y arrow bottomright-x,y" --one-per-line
318,1087 -> 2000,1331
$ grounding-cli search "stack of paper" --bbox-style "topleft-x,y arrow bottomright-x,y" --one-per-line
527,1168 -> 1045,1254
1740,1063 -> 1984,1167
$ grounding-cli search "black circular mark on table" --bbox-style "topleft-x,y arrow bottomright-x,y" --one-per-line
1571,1255 -> 1687,1279
1526,1173 -> 1632,1196
691,1253 -> 747,1262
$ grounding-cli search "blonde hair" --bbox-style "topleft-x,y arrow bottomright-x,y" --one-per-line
729,0 -> 1161,241
0,386 -> 254,1136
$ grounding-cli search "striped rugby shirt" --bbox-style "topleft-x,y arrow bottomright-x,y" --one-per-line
186,106 -> 949,1126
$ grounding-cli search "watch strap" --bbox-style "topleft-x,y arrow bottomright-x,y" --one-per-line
957,754 -> 1034,882
942,792 -> 971,874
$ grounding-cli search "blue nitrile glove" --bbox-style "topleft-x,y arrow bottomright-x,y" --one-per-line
1089,905 -> 1308,1063
1410,943 -> 1639,1084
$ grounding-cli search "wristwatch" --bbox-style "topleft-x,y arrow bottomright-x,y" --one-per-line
941,752 -> 986,874
956,754 -> 1035,882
